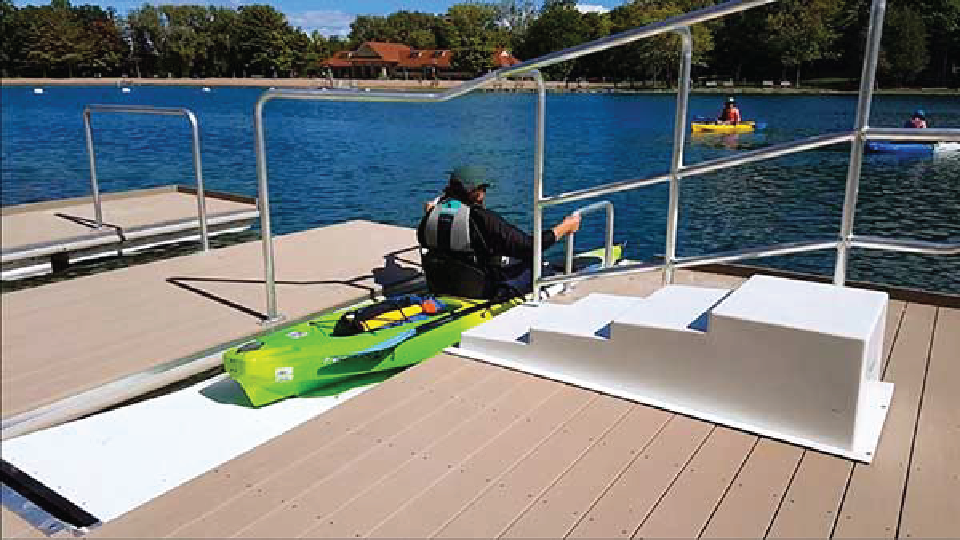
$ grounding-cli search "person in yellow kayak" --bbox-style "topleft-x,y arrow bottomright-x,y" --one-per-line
904,110 -> 927,128
718,96 -> 741,125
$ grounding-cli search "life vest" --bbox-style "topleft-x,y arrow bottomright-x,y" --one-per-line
421,199 -> 474,254
720,106 -> 740,122
418,199 -> 495,298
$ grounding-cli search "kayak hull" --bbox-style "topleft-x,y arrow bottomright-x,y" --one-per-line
224,295 -> 522,407
691,121 -> 757,134
224,245 -> 623,406
866,141 -> 934,155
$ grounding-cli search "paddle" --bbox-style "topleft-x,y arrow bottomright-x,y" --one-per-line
341,296 -> 511,358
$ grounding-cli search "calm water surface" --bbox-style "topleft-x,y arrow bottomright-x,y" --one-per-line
2,86 -> 958,293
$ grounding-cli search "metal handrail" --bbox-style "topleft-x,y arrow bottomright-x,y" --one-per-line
83,105 -> 210,251
253,72 -> 547,323
251,0 -> 958,319
564,200 -> 615,275
531,0 -> 958,296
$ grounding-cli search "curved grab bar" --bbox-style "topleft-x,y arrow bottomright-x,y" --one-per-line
564,200 -> 616,276
83,105 -> 209,251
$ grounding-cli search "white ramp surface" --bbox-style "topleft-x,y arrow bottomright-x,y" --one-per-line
1,371 -> 373,523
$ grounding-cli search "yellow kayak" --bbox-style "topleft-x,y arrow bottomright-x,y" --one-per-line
691,121 -> 757,133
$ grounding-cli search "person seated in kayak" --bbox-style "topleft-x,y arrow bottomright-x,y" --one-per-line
418,165 -> 581,299
904,110 -> 927,128
717,97 -> 741,125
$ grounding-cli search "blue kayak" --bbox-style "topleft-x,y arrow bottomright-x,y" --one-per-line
865,141 -> 934,155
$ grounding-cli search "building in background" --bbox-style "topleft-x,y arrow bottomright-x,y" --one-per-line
322,42 -> 520,80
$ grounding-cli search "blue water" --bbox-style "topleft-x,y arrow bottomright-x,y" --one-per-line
2,86 -> 958,293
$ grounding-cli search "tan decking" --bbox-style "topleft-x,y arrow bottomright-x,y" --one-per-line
87,270 -> 958,539
2,506 -> 45,538
1,220 -> 423,419
1,186 -> 256,258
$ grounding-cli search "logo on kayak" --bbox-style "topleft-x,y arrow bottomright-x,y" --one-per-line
286,331 -> 308,339
322,357 -> 341,365
275,367 -> 294,382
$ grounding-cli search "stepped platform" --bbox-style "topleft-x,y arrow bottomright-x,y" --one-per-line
44,269 -> 953,539
1,186 -> 259,280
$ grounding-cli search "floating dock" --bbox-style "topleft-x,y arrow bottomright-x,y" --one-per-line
1,221 -> 423,436
1,222 -> 957,537
1,186 -> 259,280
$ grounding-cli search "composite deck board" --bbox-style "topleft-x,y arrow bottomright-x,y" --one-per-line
366,385 -> 593,538
499,406 -> 671,539
633,428 -> 756,538
2,221 -> 423,417
21,271 -> 956,539
303,370 -> 563,539
699,438 -> 803,538
566,416 -> 713,539
433,395 -> 632,538
833,302 -> 937,538
175,360 -> 498,538
1,506 -> 41,538
898,307 -> 960,538
89,355 -> 465,538
227,362 -> 536,538
2,188 -> 253,253
765,299 -> 907,538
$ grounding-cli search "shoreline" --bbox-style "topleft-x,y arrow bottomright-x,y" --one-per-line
3,77 -> 958,95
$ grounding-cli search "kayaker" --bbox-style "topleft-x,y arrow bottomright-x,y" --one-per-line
419,165 -> 581,298
718,97 -> 741,125
904,110 -> 927,128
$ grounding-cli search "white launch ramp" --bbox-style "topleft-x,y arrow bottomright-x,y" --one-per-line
451,275 -> 893,462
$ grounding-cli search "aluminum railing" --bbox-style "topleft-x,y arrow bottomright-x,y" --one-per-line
564,200 -> 616,275
83,105 -> 210,251
251,0 -> 958,321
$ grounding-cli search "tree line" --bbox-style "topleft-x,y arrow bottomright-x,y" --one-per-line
2,0 -> 957,87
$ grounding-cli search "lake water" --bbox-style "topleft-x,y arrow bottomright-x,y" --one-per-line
2,86 -> 958,293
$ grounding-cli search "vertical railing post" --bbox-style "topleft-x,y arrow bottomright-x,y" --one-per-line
531,70 -> 546,303
254,95 -> 284,324
82,108 -> 104,229
185,111 -> 210,251
835,0 -> 886,286
664,27 -> 693,285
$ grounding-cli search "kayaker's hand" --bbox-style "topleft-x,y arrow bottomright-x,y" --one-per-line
424,196 -> 441,214
553,213 -> 581,238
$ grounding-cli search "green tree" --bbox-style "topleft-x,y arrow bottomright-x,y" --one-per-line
515,1 -> 585,80
765,0 -> 842,86
0,0 -> 21,76
879,4 -> 929,86
236,5 -> 294,76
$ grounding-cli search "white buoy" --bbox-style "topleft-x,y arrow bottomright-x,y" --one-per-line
121,87 -> 132,93
202,87 -> 211,92
33,88 -> 44,94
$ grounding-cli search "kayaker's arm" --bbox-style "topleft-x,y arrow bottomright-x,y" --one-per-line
472,207 -> 579,261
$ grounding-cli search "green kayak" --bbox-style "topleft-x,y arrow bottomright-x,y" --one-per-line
224,245 -> 622,406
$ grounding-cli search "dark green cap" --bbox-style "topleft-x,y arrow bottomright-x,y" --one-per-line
448,165 -> 491,191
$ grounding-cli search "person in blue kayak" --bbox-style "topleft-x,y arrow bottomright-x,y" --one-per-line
418,165 -> 581,299
718,96 -> 741,125
904,110 -> 927,128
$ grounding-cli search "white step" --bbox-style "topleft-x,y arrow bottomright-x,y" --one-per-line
531,293 -> 642,340
452,275 -> 893,462
612,285 -> 730,334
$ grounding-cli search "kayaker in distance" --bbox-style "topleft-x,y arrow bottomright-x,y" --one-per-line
904,110 -> 927,128
718,97 -> 741,125
419,165 -> 581,298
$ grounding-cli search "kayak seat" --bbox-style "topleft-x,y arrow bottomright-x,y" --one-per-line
421,248 -> 492,299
